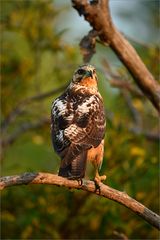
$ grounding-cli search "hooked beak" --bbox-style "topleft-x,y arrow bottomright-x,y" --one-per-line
84,70 -> 93,78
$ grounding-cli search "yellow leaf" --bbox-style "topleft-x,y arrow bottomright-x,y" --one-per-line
136,191 -> 145,200
21,225 -> 32,239
38,197 -> 46,206
2,211 -> 15,222
132,99 -> 143,111
32,135 -> 44,145
151,157 -> 157,164
90,216 -> 101,231
136,157 -> 144,167
131,147 -> 145,157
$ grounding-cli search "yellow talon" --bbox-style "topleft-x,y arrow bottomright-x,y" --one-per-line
94,170 -> 106,186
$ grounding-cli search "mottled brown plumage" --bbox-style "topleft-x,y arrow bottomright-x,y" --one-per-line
51,64 -> 106,182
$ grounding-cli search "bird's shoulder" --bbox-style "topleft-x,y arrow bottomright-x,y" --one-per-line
51,85 -> 102,116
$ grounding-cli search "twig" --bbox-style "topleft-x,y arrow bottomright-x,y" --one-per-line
1,84 -> 67,131
103,60 -> 160,140
109,79 -> 144,97
122,91 -> 142,126
0,172 -> 160,230
129,127 -> 160,142
113,230 -> 128,240
102,59 -> 144,98
80,29 -> 98,62
106,109 -> 160,142
72,0 -> 160,113
1,117 -> 50,148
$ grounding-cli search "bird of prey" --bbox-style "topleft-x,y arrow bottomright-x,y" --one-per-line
51,64 -> 106,183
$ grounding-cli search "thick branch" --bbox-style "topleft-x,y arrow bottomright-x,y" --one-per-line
72,0 -> 160,113
0,172 -> 159,230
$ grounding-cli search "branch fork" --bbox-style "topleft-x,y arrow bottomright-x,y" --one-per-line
72,0 -> 160,112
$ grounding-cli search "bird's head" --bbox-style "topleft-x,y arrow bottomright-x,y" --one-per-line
72,64 -> 98,89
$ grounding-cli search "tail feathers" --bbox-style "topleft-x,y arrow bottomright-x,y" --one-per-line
58,151 -> 87,179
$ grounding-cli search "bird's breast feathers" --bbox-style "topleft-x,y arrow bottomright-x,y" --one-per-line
51,85 -> 106,161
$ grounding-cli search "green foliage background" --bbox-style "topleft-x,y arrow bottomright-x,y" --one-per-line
1,0 -> 159,239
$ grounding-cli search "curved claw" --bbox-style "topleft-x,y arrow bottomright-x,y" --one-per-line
94,174 -> 106,194
94,179 -> 101,194
67,174 -> 83,186
77,178 -> 83,186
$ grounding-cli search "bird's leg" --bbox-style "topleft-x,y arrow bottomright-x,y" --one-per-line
92,163 -> 106,193
94,167 -> 106,193
94,166 -> 107,185
94,169 -> 106,184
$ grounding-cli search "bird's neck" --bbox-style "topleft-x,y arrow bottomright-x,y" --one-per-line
69,82 -> 98,95
79,77 -> 98,89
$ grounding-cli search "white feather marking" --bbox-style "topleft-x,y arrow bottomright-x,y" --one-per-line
56,100 -> 66,112
57,130 -> 64,142
52,99 -> 67,116
64,124 -> 86,143
77,95 -> 96,114
65,114 -> 74,121
64,124 -> 77,137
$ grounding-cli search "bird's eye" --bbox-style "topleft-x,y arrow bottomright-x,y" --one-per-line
77,69 -> 85,75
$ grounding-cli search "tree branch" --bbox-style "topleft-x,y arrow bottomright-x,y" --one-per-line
129,127 -> 160,142
109,79 -> 144,97
0,172 -> 159,230
1,117 -> 50,148
80,29 -> 98,62
102,59 -> 144,98
71,0 -> 160,113
1,84 -> 67,131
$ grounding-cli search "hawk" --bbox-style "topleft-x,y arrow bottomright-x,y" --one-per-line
51,64 -> 106,183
